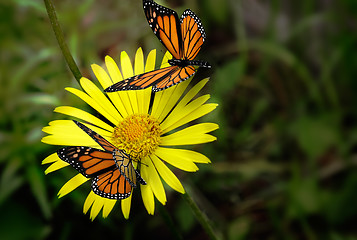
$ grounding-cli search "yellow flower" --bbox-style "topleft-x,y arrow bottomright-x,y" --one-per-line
42,48 -> 218,220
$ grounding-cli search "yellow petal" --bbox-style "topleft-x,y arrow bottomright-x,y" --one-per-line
120,51 -> 134,79
141,183 -> 155,215
104,92 -> 130,118
58,173 -> 89,198
161,94 -> 210,132
155,147 -> 199,171
105,55 -> 123,83
91,63 -> 113,89
80,77 -> 122,125
83,191 -> 96,214
151,89 -> 164,118
140,164 -> 155,214
134,47 -> 145,75
160,51 -> 172,68
155,80 -> 192,122
133,48 -> 154,114
84,188 -> 116,220
151,78 -> 191,120
115,51 -> 138,116
145,49 -> 156,72
45,160 -> 69,174
102,198 -> 117,218
41,135 -> 94,147
42,153 -> 59,164
159,78 -> 209,132
84,192 -> 115,220
66,85 -> 119,125
42,120 -> 79,135
164,148 -> 210,163
145,157 -> 166,205
183,78 -> 209,103
150,56 -> 188,118
163,103 -> 218,134
160,123 -> 219,145
121,194 -> 132,219
127,90 -> 139,114
168,123 -> 219,136
151,154 -> 185,194
161,134 -> 216,146
54,106 -> 114,132
137,88 -> 152,114
119,51 -> 138,114
108,91 -> 133,116
90,194 -> 105,221
127,48 -> 147,115
151,85 -> 175,120
41,120 -> 113,149
92,63 -> 131,118
105,56 -> 130,118
169,78 -> 209,116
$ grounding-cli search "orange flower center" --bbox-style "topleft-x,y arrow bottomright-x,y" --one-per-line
112,114 -> 161,159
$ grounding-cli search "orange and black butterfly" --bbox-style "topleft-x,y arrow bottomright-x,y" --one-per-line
56,120 -> 146,200
104,0 -> 210,93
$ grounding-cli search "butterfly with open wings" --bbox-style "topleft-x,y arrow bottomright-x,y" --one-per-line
56,120 -> 146,200
104,0 -> 211,93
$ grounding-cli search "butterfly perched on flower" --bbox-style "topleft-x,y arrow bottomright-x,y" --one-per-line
56,120 -> 146,200
104,0 -> 211,93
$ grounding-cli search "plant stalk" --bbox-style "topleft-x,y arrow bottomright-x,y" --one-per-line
182,186 -> 221,240
44,0 -> 82,83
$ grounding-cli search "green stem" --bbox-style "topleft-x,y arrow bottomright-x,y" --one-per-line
182,186 -> 221,240
44,0 -> 82,83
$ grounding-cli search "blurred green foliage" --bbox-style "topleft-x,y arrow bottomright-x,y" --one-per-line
1,0 -> 357,239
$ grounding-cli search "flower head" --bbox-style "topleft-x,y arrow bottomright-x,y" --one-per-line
42,48 -> 218,220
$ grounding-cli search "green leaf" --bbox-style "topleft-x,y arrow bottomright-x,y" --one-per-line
0,159 -> 24,205
26,163 -> 52,219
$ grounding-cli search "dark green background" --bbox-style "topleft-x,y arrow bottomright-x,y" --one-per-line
1,0 -> 357,239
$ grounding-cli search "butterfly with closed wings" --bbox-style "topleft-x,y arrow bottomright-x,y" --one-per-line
56,120 -> 146,200
104,0 -> 211,93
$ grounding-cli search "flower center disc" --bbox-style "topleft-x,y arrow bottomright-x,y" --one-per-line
112,114 -> 161,159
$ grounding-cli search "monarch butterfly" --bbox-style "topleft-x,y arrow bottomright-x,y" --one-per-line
104,0 -> 210,93
56,120 -> 146,200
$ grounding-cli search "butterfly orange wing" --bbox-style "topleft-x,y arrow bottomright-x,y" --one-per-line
152,65 -> 196,92
104,1 -> 208,93
91,150 -> 147,200
104,66 -> 178,92
143,0 -> 182,59
91,168 -> 132,199
57,121 -> 146,200
57,146 -> 116,178
180,9 -> 206,60
104,64 -> 196,92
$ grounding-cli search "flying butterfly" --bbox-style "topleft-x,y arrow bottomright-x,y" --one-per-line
104,0 -> 211,93
56,120 -> 146,200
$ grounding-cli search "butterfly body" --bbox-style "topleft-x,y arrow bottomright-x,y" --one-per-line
104,0 -> 210,93
168,59 -> 211,68
57,121 -> 146,200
